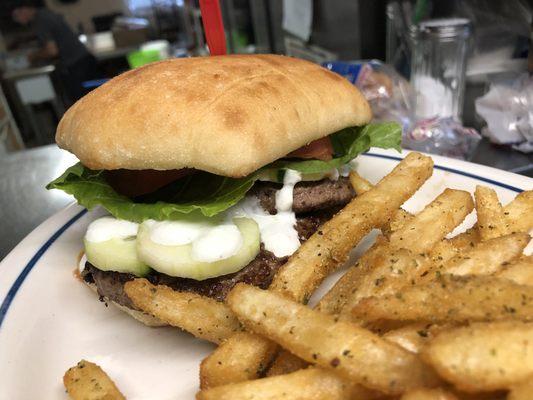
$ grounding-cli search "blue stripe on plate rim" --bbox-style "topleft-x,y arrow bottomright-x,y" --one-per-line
0,153 -> 525,332
366,153 -> 524,193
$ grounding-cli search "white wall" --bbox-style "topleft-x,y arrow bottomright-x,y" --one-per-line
45,0 -> 130,33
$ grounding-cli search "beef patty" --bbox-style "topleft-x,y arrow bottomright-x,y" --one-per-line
81,178 -> 354,309
253,176 -> 354,214
83,248 -> 286,309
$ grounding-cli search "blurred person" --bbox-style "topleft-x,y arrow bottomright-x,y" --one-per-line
12,2 -> 101,103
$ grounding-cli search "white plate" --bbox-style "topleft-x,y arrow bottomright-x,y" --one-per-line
1,149 -> 532,400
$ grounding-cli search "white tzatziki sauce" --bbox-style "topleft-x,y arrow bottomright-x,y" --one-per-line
339,164 -> 351,177
85,217 -> 139,243
147,219 -> 245,262
228,194 -> 300,258
147,219 -> 212,246
192,224 -> 244,262
326,168 -> 340,181
227,168 -> 335,257
275,169 -> 302,212
340,159 -> 359,177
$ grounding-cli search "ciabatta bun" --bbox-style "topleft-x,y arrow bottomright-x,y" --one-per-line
57,55 -> 371,177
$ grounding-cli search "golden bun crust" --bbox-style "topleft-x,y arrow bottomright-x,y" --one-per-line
57,55 -> 371,177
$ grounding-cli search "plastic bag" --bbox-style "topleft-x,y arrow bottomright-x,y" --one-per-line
323,60 -> 481,159
323,60 -> 416,132
475,73 -> 533,153
403,117 -> 481,160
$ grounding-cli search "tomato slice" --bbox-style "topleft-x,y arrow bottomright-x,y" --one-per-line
105,169 -> 193,198
287,137 -> 333,161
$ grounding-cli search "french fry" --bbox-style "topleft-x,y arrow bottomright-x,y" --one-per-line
352,275 -> 533,324
497,256 -> 533,286
504,190 -> 533,233
382,323 -> 451,354
124,279 -> 241,344
418,233 -> 529,288
448,189 -> 532,252
434,233 -> 529,277
270,152 -> 434,302
428,240 -> 461,266
269,241 -> 389,376
269,239 -> 393,377
349,170 -> 415,237
200,152 -> 434,387
475,186 -> 511,241
420,220 -> 480,267
199,332 -> 278,388
459,393 -> 508,400
324,190 -> 474,324
400,387 -> 458,400
265,350 -> 309,377
227,284 -> 440,395
422,321 -> 533,392
271,242 -> 422,375
441,189 -> 532,259
340,190 -> 473,321
196,367 -> 377,400
312,262 -> 368,318
344,246 -> 433,317
427,229 -> 528,284
315,237 -> 390,316
447,227 -> 481,251
428,227 -> 482,273
63,360 -> 125,400
384,208 -> 416,236
348,170 -> 373,195
389,189 -> 474,254
508,378 -> 533,400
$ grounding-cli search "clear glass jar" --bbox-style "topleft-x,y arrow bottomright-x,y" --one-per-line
410,18 -> 472,121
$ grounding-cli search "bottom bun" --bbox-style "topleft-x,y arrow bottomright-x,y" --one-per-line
83,279 -> 168,327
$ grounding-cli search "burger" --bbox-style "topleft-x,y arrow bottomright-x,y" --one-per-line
47,55 -> 400,326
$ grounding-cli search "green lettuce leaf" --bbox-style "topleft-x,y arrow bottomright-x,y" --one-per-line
46,122 -> 401,221
46,164 -> 256,221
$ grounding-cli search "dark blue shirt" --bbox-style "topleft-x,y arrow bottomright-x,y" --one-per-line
33,9 -> 90,67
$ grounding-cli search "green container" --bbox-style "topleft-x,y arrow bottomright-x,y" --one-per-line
127,49 -> 161,69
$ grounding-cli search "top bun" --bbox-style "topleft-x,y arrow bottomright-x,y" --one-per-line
56,55 -> 372,177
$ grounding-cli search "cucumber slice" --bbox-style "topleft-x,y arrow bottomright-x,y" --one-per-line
84,236 -> 150,276
137,217 -> 260,280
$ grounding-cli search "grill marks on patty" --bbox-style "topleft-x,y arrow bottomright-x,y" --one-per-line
81,178 -> 354,309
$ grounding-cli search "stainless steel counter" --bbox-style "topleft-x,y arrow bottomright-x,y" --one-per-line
2,65 -> 56,80
0,145 -> 77,260
0,140 -> 531,261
